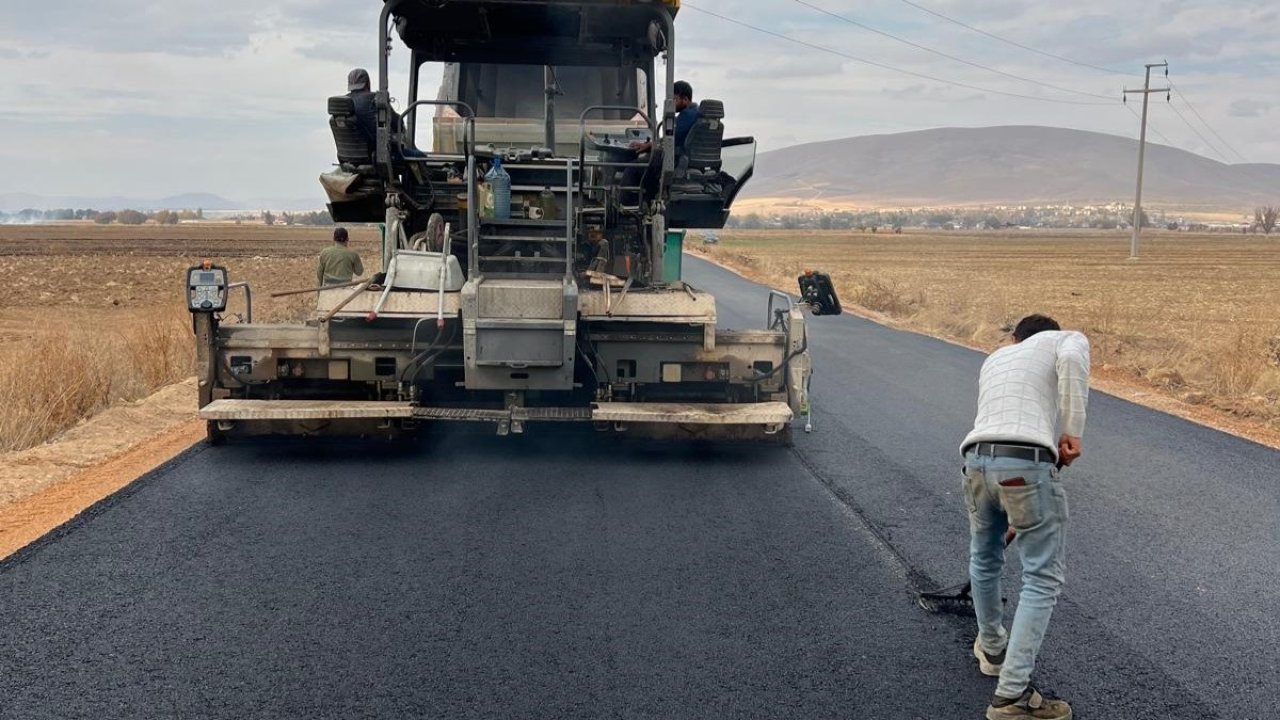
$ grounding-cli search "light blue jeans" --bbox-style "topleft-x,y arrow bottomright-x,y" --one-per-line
963,451 -> 1069,699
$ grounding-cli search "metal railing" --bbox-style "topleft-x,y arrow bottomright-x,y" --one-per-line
228,282 -> 253,324
767,290 -> 794,331
576,105 -> 654,215
399,100 -> 477,158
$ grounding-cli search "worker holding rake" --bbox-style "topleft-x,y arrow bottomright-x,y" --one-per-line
954,314 -> 1090,720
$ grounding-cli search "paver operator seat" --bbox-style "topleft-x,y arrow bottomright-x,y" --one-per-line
328,96 -> 377,172
667,99 -> 740,229
323,95 -> 391,223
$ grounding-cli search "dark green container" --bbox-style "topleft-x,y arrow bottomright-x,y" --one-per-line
663,229 -> 685,282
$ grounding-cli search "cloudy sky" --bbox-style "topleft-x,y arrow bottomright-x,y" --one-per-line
1,0 -> 1276,203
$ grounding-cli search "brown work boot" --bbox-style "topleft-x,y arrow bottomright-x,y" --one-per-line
973,636 -> 1005,677
985,686 -> 1072,720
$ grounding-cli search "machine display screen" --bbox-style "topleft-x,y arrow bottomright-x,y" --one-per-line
187,266 -> 228,312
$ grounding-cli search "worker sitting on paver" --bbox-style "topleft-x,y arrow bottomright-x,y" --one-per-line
317,227 -> 364,286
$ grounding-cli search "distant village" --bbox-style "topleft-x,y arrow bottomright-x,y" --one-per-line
2,202 -> 1274,234
727,203 -> 1268,233
0,207 -> 334,226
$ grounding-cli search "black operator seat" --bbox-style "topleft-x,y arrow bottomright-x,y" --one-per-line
323,95 -> 387,224
327,96 -> 375,172
667,99 -> 737,228
674,98 -> 725,182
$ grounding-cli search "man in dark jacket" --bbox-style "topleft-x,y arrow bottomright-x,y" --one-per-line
346,68 -> 423,159
346,68 -> 379,148
624,80 -> 702,202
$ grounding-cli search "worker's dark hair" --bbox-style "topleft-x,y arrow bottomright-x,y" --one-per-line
674,80 -> 693,100
1012,314 -> 1061,342
333,227 -> 349,243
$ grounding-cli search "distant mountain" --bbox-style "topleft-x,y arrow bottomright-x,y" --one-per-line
0,192 -> 248,212
745,126 -> 1280,209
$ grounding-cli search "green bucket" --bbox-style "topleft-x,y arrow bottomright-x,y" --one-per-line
663,229 -> 686,283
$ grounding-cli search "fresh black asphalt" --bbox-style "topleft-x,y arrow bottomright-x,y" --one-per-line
1,257 -> 1275,719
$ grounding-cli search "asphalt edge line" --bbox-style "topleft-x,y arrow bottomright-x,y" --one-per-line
786,442 -> 939,592
0,420 -> 207,565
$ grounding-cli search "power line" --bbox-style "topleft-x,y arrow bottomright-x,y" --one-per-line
792,0 -> 1116,101
682,4 -> 1116,106
885,0 -> 1250,164
1124,103 -> 1175,148
893,0 -> 1138,77
1164,100 -> 1230,162
1124,63 -> 1169,260
1168,82 -> 1247,162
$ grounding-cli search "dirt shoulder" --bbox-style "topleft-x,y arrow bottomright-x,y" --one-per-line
0,379 -> 202,560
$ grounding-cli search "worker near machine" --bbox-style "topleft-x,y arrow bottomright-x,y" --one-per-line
317,227 -> 364,286
630,80 -> 700,155
624,80 -> 701,201
346,68 -> 378,148
959,314 -> 1089,720
346,68 -> 424,160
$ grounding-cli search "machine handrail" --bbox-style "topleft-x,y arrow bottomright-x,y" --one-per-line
228,282 -> 253,324
767,290 -> 793,330
576,105 -> 653,205
400,100 -> 477,158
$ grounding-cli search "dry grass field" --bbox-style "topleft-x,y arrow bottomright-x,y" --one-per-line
2,223 -> 1277,451
695,229 -> 1280,436
0,223 -> 382,452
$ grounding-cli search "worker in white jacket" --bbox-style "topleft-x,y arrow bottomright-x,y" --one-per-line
958,313 -> 1090,720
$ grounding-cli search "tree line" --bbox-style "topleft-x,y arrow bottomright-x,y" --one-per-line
0,208 -> 335,226
1256,206 -> 1277,234
0,208 -> 205,224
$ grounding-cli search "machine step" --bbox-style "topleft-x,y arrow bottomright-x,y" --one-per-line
592,402 -> 793,426
198,400 -> 791,428
200,400 -> 414,420
478,255 -> 566,264
480,234 -> 571,242
481,218 -> 568,228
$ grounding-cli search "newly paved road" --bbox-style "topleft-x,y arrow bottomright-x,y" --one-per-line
1,258 -> 1275,719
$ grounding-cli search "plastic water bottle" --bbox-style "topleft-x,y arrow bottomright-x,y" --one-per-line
485,157 -> 512,220
539,186 -> 557,221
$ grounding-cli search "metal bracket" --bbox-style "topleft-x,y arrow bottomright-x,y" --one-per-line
767,291 -> 794,330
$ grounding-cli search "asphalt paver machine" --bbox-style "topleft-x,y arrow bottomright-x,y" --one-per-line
189,0 -> 818,443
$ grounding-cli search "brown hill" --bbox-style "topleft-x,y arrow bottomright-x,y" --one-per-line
745,125 -> 1280,209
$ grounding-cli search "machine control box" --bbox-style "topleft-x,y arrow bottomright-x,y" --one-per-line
187,265 -> 229,312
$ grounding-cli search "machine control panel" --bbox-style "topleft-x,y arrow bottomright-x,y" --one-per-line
588,127 -> 653,153
187,264 -> 228,312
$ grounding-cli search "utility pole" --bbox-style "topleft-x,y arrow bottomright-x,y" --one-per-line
1124,62 -> 1170,259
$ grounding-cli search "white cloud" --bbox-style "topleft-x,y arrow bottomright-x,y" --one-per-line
1230,99 -> 1271,118
0,0 -> 1276,201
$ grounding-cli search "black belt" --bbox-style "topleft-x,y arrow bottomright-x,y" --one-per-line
966,442 -> 1055,464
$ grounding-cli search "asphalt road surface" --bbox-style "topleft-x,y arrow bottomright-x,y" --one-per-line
1,258 -> 1275,719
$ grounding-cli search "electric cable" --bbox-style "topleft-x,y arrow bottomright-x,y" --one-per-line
1123,102 -> 1175,148
1169,82 -> 1248,162
792,0 -> 1116,101
1165,100 -> 1230,162
682,4 -> 1116,106
892,0 -> 1138,77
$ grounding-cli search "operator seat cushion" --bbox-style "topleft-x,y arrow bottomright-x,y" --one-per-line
698,99 -> 725,120
676,99 -> 725,177
328,96 -> 374,169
